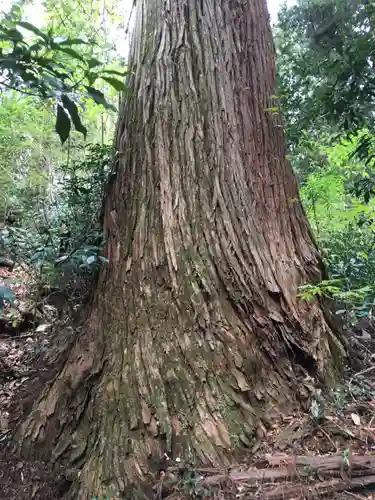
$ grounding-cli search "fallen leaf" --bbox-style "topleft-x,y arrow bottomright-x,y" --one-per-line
36,323 -> 52,333
351,413 -> 361,426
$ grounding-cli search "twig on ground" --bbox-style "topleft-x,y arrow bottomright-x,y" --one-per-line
349,366 -> 375,386
348,365 -> 375,403
365,414 -> 375,452
325,416 -> 357,439
343,491 -> 367,499
319,425 -> 338,452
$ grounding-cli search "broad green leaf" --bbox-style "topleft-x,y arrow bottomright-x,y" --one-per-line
88,58 -> 102,69
28,41 -> 47,52
54,46 -> 84,61
102,69 -> 131,77
17,21 -> 49,41
100,76 -> 127,91
58,38 -> 89,46
84,71 -> 98,86
2,28 -> 23,42
85,86 -> 117,111
55,104 -> 71,144
0,58 -> 24,71
61,94 -> 87,138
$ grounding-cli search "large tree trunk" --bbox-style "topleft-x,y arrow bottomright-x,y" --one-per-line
14,0 -> 344,498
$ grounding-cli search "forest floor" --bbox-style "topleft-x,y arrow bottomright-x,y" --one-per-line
1,266 -> 375,499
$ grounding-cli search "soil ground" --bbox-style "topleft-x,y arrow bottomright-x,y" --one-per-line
1,265 -> 375,499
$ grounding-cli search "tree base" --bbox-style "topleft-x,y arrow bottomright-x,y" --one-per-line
13,282 -> 344,499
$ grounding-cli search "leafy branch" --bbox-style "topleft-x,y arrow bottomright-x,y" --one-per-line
0,17 -> 130,143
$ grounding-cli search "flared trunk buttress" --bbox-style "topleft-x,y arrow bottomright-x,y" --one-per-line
14,0 -> 344,498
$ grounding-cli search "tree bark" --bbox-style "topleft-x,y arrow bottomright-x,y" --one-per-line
14,0 -> 345,498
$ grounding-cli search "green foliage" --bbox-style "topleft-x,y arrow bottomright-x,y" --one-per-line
297,132 -> 375,323
57,143 -> 111,232
180,471 -> 214,499
330,377 -> 374,413
347,132 -> 375,202
0,0 -> 127,318
1,143 -> 111,307
0,9 -> 129,143
276,0 -> 375,328
53,143 -> 112,279
276,0 -> 375,145
0,92 -> 61,219
299,279 -> 373,309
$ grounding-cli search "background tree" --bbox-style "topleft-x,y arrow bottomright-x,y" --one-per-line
275,0 -> 375,324
276,0 -> 375,147
14,0 -> 344,498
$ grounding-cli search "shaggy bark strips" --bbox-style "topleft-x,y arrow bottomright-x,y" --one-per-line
14,0 -> 344,498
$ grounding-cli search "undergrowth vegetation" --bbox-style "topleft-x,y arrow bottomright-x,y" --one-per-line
276,0 -> 375,329
0,0 -> 125,314
297,133 -> 375,324
0,143 -> 112,312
